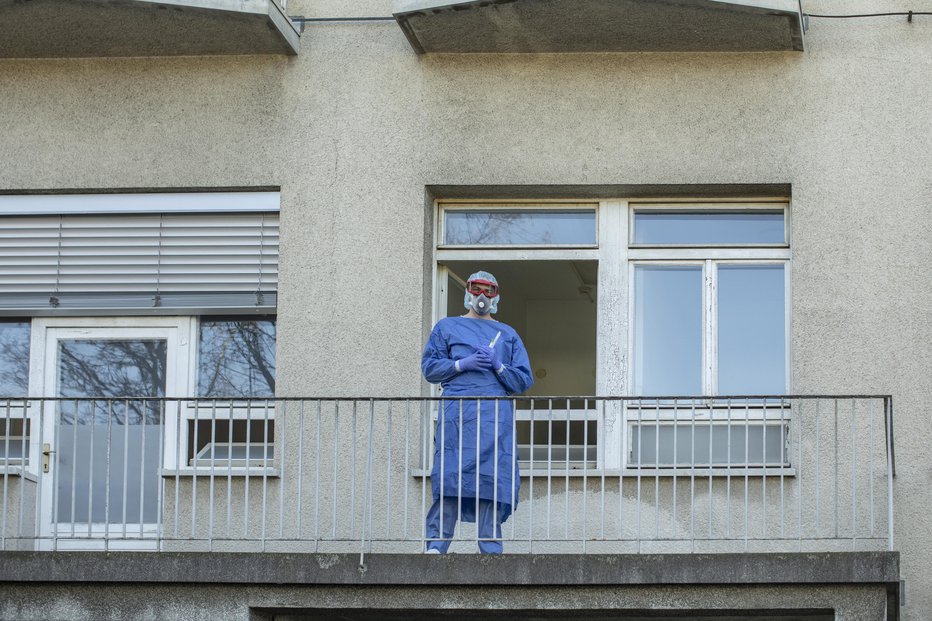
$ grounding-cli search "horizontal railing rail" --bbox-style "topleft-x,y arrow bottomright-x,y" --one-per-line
0,396 -> 894,557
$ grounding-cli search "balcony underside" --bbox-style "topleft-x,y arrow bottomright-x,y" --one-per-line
0,0 -> 300,59
393,0 -> 805,54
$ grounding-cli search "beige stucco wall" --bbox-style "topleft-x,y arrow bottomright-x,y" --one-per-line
0,0 -> 929,614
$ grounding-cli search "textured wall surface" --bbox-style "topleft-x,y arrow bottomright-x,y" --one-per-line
0,0 -> 929,616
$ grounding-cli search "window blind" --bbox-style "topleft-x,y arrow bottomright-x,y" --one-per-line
0,212 -> 279,314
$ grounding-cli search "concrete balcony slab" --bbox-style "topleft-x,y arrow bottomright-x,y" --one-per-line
392,0 -> 804,54
0,0 -> 300,59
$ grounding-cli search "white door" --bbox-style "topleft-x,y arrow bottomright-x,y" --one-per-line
34,318 -> 191,550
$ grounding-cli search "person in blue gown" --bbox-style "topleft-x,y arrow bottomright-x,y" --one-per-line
421,270 -> 533,554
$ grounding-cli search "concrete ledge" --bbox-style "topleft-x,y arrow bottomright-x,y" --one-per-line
427,184 -> 792,201
0,551 -> 899,587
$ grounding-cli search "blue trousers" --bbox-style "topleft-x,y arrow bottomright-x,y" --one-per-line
425,497 -> 503,554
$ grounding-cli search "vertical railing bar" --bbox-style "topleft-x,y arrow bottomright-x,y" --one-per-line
191,400 -> 200,541
403,399 -> 411,540
546,398 -> 553,541
582,399 -> 589,553
17,402 -> 29,543
599,399 -> 606,543
209,400 -> 219,548
708,397 -> 714,543
261,400 -> 271,551
360,398 -> 374,565
529,398 -> 536,551
297,400 -> 308,543
226,399 -> 234,541
475,398 -> 481,550
244,400 -> 253,539
654,399 -> 660,542
850,398 -> 857,549
636,399 -> 643,553
833,398 -> 839,540
137,399 -> 147,540
104,400 -> 113,551
815,399 -> 821,540
743,399 -> 749,552
672,398 -> 678,541
86,399 -> 96,539
564,398 -> 570,543
455,398 -> 462,550
869,397 -> 875,537
493,399 -> 500,554
1,402 -> 10,548
332,401 -> 339,541
618,398 -> 624,545
155,399 -> 166,550
174,400 -> 182,540
53,400 -> 65,549
725,398 -> 732,540
386,400 -> 393,540
689,398 -> 696,551
278,400 -> 287,542
796,398 -> 803,551
780,396 -> 786,539
885,397 -> 894,552
314,399 -> 321,547
761,398 -> 767,543
35,402 -> 45,550
511,398 -> 517,546
419,400 -> 428,552
350,400 -> 357,540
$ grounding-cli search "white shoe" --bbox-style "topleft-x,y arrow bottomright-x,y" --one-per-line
424,548 -> 442,554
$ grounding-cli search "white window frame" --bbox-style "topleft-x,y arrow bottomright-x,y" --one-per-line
432,198 -> 791,473
624,201 -> 791,472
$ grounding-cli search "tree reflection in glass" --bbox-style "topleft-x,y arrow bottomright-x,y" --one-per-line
0,321 -> 30,397
444,210 -> 596,246
198,318 -> 276,398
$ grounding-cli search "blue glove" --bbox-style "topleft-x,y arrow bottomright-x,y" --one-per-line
478,345 -> 505,373
456,349 -> 492,372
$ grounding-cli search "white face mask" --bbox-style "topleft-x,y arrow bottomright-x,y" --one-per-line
471,293 -> 493,315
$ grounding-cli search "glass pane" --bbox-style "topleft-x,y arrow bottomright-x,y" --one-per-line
718,265 -> 786,395
56,339 -> 166,525
516,419 -> 597,463
0,320 -> 30,397
630,423 -> 787,466
634,266 -> 702,396
198,318 -> 276,398
633,211 -> 785,245
444,210 -> 596,245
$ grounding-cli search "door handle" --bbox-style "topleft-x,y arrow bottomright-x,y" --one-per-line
42,443 -> 55,473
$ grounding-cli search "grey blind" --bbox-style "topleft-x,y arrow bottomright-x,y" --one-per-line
0,212 -> 279,313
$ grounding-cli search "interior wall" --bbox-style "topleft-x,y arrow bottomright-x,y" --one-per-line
524,300 -> 596,397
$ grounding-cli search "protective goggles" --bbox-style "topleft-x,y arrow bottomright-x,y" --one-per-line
466,280 -> 499,297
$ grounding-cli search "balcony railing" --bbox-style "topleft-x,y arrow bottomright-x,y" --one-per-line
0,396 -> 894,557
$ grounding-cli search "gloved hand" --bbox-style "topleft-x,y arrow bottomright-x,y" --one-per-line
478,345 -> 504,373
457,348 -> 492,372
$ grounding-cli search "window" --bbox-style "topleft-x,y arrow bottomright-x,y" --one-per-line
433,199 -> 790,472
185,316 -> 277,469
627,204 -> 790,469
435,203 -> 600,469
0,320 -> 30,465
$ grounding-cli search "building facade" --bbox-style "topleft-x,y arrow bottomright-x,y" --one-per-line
0,0 -> 926,618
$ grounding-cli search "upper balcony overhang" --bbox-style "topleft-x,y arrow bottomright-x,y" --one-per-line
392,0 -> 804,54
0,0 -> 300,59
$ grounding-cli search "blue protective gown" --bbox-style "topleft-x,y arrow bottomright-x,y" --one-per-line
421,316 -> 534,524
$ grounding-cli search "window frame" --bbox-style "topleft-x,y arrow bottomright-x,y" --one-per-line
431,198 -> 791,474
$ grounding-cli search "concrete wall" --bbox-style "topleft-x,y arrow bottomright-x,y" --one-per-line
0,0 -> 929,614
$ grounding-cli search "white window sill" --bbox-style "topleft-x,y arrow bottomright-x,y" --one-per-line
411,467 -> 796,479
162,467 -> 279,478
0,465 -> 37,482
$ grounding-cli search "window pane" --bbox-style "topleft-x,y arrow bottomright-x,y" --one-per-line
630,423 -> 787,466
0,320 -> 30,397
198,318 -> 276,398
634,266 -> 702,396
444,210 -> 596,245
633,211 -> 785,245
718,265 -> 785,395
